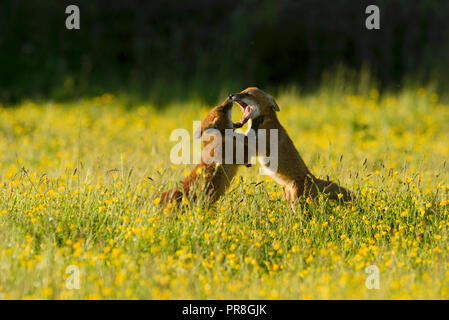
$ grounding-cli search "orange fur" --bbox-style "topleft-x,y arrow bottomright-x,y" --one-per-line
160,98 -> 254,205
231,87 -> 353,210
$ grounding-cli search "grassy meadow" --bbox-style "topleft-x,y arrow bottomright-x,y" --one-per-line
1,87 -> 449,299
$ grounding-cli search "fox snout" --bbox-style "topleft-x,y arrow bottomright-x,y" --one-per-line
229,93 -> 249,101
224,96 -> 233,107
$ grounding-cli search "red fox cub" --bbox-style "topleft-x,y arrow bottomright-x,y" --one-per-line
160,97 -> 256,205
230,87 -> 353,209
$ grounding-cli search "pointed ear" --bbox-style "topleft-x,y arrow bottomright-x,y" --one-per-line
268,94 -> 280,112
193,118 -> 217,139
203,120 -> 218,133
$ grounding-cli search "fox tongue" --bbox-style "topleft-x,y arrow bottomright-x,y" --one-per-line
240,106 -> 252,124
233,105 -> 252,128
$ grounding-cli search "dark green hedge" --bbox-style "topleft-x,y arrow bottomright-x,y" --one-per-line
1,0 -> 448,104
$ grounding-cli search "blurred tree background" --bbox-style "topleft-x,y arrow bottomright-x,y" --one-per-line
0,0 -> 448,105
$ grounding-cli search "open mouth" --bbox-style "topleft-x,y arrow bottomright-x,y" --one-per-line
232,100 -> 252,128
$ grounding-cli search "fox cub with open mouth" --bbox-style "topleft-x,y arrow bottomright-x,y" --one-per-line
230,87 -> 353,210
160,97 -> 256,205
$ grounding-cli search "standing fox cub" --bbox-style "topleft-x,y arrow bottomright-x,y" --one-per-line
230,87 -> 353,209
160,97 -> 256,205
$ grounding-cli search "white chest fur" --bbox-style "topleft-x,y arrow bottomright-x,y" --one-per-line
258,157 -> 291,187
